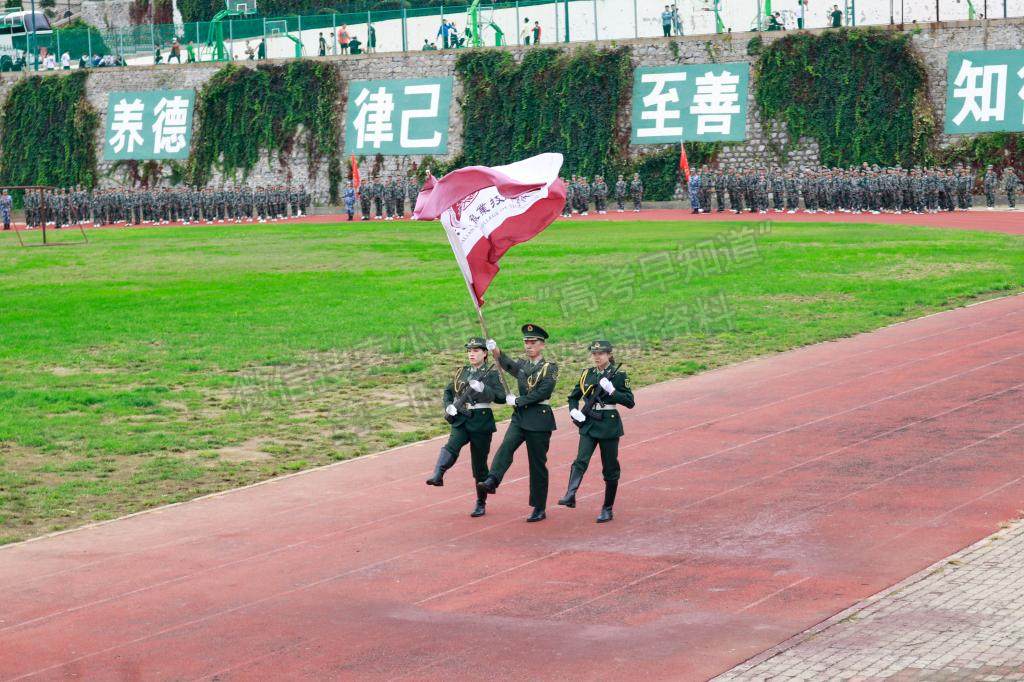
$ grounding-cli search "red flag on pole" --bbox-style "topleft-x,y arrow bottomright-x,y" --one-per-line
350,154 -> 361,191
679,143 -> 691,183
413,153 -> 567,307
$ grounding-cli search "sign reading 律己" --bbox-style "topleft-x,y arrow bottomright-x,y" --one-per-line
945,50 -> 1024,134
344,77 -> 453,156
630,63 -> 749,144
103,90 -> 196,161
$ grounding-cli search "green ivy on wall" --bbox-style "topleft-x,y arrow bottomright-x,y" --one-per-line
938,132 -> 1024,176
188,61 -> 342,200
0,71 -> 98,193
455,45 -> 632,180
754,28 -> 933,167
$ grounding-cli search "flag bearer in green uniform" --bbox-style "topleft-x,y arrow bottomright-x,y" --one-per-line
427,337 -> 505,518
477,324 -> 559,522
559,340 -> 634,523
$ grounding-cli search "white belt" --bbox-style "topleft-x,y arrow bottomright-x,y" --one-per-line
519,400 -> 550,406
593,404 -> 617,410
466,403 -> 491,409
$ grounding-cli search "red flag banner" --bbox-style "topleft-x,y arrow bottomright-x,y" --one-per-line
350,154 -> 361,191
679,143 -> 690,183
413,153 -> 567,307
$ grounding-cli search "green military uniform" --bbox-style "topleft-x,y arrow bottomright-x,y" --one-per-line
478,324 -> 558,522
427,337 -> 505,517
559,340 -> 634,522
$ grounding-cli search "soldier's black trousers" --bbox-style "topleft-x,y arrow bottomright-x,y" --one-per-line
487,422 -> 551,509
571,434 -> 621,483
444,426 -> 493,483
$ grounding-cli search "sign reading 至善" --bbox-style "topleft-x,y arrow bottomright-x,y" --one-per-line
344,77 -> 453,155
103,90 -> 196,161
630,63 -> 749,143
945,50 -> 1024,134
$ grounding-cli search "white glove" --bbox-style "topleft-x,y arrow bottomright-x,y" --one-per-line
445,404 -> 458,416
505,394 -> 518,406
599,377 -> 615,394
570,408 -> 587,423
485,339 -> 497,351
468,379 -> 484,392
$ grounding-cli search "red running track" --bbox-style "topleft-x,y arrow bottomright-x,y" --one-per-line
2,294 -> 1024,680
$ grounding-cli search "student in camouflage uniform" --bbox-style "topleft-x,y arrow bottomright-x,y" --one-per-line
562,176 -> 574,217
371,178 -> 384,219
359,181 -> 372,220
629,173 -> 643,212
984,165 -> 998,209
405,175 -> 420,215
1004,166 -> 1019,209
428,337 -> 505,518
714,169 -> 727,212
592,175 -> 608,214
576,176 -> 591,215
614,174 -> 627,212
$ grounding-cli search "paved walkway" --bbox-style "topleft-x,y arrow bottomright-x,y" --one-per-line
2,293 -> 1023,679
718,517 -> 1024,680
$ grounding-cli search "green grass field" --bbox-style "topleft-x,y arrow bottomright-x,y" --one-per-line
1,219 -> 1022,543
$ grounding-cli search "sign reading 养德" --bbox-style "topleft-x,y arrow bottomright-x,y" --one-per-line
103,90 -> 196,161
630,63 -> 749,143
344,77 -> 453,155
945,50 -> 1024,134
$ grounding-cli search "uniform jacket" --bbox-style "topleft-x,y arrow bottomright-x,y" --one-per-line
498,354 -> 558,432
567,366 -> 634,439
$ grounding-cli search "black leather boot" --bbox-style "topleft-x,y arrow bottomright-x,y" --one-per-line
425,447 -> 456,486
596,480 -> 618,523
477,476 -> 498,495
470,490 -> 487,517
526,507 -> 546,522
557,468 -> 584,508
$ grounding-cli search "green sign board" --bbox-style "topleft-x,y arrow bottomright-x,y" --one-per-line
344,77 -> 453,156
945,50 -> 1024,135
631,63 -> 749,144
103,90 -> 196,161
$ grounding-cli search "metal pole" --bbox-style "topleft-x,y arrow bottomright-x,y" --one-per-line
401,4 -> 407,51
1003,0 -> 1006,18
935,0 -> 939,20
889,0 -> 893,23
29,0 -> 37,70
515,0 -> 520,43
332,13 -> 337,54
563,0 -> 569,42
633,0 -> 638,37
592,0 -> 597,40
554,0 -> 559,41
87,27 -> 92,58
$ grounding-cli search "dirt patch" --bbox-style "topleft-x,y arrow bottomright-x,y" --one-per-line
214,437 -> 275,462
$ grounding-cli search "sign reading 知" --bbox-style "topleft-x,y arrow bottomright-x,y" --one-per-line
344,77 -> 453,156
630,63 -> 749,143
103,90 -> 195,161
945,50 -> 1024,134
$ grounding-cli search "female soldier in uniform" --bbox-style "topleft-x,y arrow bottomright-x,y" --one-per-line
427,337 -> 504,517
559,340 -> 634,523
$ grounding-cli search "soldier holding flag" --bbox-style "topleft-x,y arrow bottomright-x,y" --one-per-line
478,326 -> 558,522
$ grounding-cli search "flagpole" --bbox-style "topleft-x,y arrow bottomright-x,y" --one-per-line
460,274 -> 514,399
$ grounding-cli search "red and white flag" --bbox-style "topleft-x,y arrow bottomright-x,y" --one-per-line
350,154 -> 361,191
413,153 -> 567,307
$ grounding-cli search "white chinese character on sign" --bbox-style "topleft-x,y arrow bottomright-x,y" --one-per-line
636,72 -> 686,138
353,86 -> 395,149
1018,65 -> 1024,124
400,83 -> 442,149
952,59 -> 1007,126
689,70 -> 741,135
108,98 -> 145,154
151,96 -> 190,155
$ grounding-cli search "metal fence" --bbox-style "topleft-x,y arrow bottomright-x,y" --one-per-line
14,0 -> 1024,71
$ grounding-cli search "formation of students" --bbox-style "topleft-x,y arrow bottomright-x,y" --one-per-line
22,186 -> 311,229
684,163 -> 1022,214
428,326 -> 634,524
